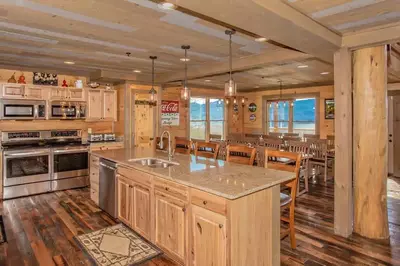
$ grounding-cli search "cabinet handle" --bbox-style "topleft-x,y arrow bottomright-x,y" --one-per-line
219,224 -> 223,229
182,207 -> 186,212
165,187 -> 169,191
196,222 -> 202,234
203,200 -> 207,205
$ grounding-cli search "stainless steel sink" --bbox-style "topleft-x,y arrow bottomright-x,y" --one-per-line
129,158 -> 179,168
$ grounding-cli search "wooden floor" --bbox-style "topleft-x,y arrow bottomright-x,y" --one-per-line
0,176 -> 399,266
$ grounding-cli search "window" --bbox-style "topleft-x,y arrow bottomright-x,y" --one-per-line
190,97 -> 224,140
267,97 -> 316,136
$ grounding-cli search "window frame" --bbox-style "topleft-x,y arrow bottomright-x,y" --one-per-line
189,96 -> 225,141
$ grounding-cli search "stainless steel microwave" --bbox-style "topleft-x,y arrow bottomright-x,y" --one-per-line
0,99 -> 46,120
50,101 -> 86,120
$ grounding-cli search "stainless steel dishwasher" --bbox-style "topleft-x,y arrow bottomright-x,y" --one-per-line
99,158 -> 118,218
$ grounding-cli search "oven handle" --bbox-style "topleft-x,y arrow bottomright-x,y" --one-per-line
5,151 -> 50,158
53,149 -> 89,154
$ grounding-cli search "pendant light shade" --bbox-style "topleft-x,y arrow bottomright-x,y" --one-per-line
225,29 -> 237,97
149,56 -> 157,105
181,45 -> 191,101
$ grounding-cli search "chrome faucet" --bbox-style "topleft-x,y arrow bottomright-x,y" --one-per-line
159,130 -> 173,161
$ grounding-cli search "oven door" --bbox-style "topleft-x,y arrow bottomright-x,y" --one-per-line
53,147 -> 89,179
3,149 -> 51,186
51,105 -> 77,119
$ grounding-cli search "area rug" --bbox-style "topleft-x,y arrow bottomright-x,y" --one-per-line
0,216 -> 6,244
74,223 -> 162,266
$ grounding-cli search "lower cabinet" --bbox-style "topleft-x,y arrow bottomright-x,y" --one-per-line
117,175 -> 133,226
133,185 -> 151,239
155,191 -> 187,263
191,205 -> 227,266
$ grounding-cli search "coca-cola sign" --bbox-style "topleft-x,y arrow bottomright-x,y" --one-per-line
161,100 -> 180,126
161,101 -> 179,113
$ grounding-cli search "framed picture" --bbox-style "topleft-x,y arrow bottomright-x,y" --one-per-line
325,99 -> 335,119
248,103 -> 257,113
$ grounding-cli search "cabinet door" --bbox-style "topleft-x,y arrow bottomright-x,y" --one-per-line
155,192 -> 186,262
2,84 -> 25,98
25,86 -> 43,99
191,205 -> 226,266
69,88 -> 85,101
87,89 -> 103,120
133,185 -> 151,239
103,90 -> 117,121
117,175 -> 133,226
50,87 -> 67,100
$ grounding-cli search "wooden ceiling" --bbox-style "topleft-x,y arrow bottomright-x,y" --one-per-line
283,0 -> 400,35
0,0 -> 399,91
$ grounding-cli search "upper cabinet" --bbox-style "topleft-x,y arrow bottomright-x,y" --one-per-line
87,89 -> 117,121
1,84 -> 44,100
50,87 -> 85,101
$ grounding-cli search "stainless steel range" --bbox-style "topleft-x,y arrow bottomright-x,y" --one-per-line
1,130 -> 89,199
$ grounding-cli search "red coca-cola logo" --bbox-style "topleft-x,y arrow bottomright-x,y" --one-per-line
161,101 -> 179,113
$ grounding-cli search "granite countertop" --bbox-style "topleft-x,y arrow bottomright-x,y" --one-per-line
92,147 -> 295,200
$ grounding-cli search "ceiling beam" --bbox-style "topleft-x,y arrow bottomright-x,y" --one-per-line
159,49 -> 313,83
342,22 -> 400,49
171,0 -> 341,63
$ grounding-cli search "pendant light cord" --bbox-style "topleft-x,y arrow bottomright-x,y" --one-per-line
229,33 -> 232,81
152,58 -> 155,89
184,48 -> 188,87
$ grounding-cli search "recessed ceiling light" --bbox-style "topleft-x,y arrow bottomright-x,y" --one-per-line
255,86 -> 260,88
157,2 -> 176,10
64,61 -> 75,65
255,37 -> 267,42
320,72 -> 330,75
180,58 -> 190,62
133,69 -> 141,73
205,79 -> 211,82
297,65 -> 308,68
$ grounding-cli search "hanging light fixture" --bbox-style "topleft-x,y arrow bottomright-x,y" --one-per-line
181,45 -> 191,101
225,29 -> 237,97
149,56 -> 157,105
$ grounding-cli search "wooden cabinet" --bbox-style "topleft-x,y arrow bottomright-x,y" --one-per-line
90,155 -> 100,204
1,84 -> 44,99
87,89 -> 117,121
50,87 -> 68,100
117,175 -> 133,226
90,142 -> 124,152
155,191 -> 187,263
191,205 -> 226,266
50,87 -> 85,101
69,88 -> 85,101
133,185 -> 151,239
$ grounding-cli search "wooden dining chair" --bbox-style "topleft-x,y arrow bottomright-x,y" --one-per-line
226,133 -> 243,142
283,133 -> 299,137
264,138 -> 283,150
268,132 -> 283,138
288,141 -> 310,195
175,137 -> 192,155
226,145 -> 256,166
264,149 -> 301,249
303,134 -> 320,142
282,136 -> 302,142
194,141 -> 220,159
209,134 -> 222,141
308,140 -> 329,182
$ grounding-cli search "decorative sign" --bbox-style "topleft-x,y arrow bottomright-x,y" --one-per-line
161,100 -> 180,126
325,99 -> 335,119
248,103 -> 257,113
249,114 -> 256,122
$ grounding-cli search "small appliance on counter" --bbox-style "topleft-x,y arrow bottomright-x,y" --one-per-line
88,133 -> 103,142
103,133 -> 116,142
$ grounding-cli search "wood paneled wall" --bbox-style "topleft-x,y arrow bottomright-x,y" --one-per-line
239,85 -> 334,138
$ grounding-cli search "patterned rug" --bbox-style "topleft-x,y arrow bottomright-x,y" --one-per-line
0,216 -> 6,244
75,224 -> 162,266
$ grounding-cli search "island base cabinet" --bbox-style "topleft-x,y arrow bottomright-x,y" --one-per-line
191,205 -> 226,266
117,175 -> 133,226
133,185 -> 151,239
155,192 -> 187,264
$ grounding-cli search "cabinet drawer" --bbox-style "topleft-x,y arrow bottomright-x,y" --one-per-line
117,166 -> 152,187
190,188 -> 227,216
90,155 -> 100,165
154,177 -> 188,201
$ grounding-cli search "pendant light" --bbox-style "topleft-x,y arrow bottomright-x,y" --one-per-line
149,56 -> 157,105
225,29 -> 237,97
181,45 -> 191,101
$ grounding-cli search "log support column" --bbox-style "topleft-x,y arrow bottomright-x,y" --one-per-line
353,45 -> 389,239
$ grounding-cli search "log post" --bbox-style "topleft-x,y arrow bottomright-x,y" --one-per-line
334,47 -> 353,237
353,45 -> 389,239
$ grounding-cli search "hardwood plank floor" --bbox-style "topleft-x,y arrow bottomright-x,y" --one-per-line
0,176 -> 398,266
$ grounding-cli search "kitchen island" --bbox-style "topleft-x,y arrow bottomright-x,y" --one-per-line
91,147 -> 295,266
